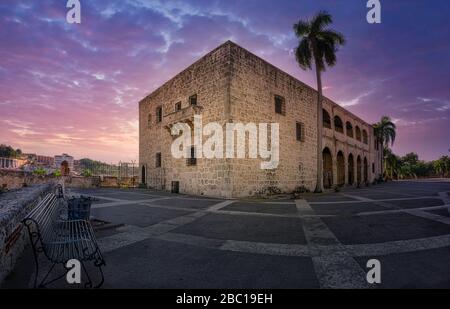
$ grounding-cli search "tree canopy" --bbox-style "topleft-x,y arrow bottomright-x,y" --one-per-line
0,144 -> 22,158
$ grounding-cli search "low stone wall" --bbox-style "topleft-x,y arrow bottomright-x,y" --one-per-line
65,176 -> 101,188
100,176 -> 118,187
0,170 -> 60,191
65,175 -> 138,188
0,183 -> 55,284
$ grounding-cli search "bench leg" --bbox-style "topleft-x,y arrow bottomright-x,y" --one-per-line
31,248 -> 40,288
38,262 -> 67,288
80,259 -> 105,288
93,261 -> 105,288
80,260 -> 93,288
25,228 -> 42,289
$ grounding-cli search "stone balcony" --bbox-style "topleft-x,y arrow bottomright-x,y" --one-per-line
163,105 -> 204,131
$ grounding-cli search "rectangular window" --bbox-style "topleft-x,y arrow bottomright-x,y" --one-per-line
274,95 -> 285,115
189,94 -> 197,106
296,122 -> 305,142
187,146 -> 197,166
175,102 -> 182,111
155,152 -> 161,167
156,106 -> 163,123
372,163 -> 375,173
147,114 -> 152,128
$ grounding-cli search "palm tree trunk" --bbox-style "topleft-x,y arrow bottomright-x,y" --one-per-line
314,61 -> 323,193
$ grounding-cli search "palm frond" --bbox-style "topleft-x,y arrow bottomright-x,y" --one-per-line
311,11 -> 332,33
292,11 -> 345,74
293,20 -> 311,37
295,39 -> 312,70
317,40 -> 337,68
318,30 -> 346,45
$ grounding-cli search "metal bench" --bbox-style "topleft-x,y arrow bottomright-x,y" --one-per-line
22,186 -> 105,288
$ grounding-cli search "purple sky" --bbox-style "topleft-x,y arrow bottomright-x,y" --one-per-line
1,0 -> 449,162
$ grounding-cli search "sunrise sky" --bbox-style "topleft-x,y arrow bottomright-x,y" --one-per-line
0,0 -> 449,163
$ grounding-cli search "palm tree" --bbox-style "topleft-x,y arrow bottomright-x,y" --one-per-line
293,11 -> 345,193
373,116 -> 396,179
434,156 -> 450,178
384,147 -> 400,180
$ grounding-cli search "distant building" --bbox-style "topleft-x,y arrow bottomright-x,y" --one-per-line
36,155 -> 55,167
73,160 -> 81,173
54,154 -> 74,175
0,157 -> 25,169
23,153 -> 37,162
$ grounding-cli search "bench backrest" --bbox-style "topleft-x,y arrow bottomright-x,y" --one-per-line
23,192 -> 64,244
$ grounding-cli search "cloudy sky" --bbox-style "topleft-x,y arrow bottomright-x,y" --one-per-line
0,0 -> 449,162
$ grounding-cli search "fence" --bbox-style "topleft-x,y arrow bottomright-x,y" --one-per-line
77,161 -> 138,179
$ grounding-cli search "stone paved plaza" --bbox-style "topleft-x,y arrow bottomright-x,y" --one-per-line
3,179 -> 450,288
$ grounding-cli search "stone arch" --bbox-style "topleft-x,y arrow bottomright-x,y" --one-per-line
355,126 -> 362,141
348,153 -> 354,185
323,147 -> 333,189
334,116 -> 344,134
337,151 -> 345,186
323,109 -> 331,129
346,121 -> 354,138
363,157 -> 368,183
357,155 -> 362,185
61,161 -> 70,176
141,165 -> 146,184
362,129 -> 368,144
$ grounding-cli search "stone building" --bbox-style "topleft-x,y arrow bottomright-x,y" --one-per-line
0,157 -> 23,170
139,41 -> 382,198
54,154 -> 74,175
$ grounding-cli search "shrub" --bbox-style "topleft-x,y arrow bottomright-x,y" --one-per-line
33,168 -> 46,176
294,186 -> 310,194
81,169 -> 93,177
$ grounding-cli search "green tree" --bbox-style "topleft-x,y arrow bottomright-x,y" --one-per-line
384,148 -> 400,180
433,156 -> 450,177
33,168 -> 46,176
398,164 -> 414,179
0,144 -> 22,158
293,11 -> 345,192
374,116 -> 396,179
81,169 -> 93,177
402,152 -> 419,166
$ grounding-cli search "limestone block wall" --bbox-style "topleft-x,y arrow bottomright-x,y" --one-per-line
139,42 -> 233,197
322,98 -> 382,186
227,43 -> 318,196
138,41 -> 383,197
0,170 -> 60,191
65,176 -> 101,188
0,184 -> 54,284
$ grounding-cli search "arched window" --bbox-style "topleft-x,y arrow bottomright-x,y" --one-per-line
322,147 -> 333,189
346,122 -> 353,138
355,126 -> 362,141
362,129 -> 368,144
147,114 -> 152,128
323,109 -> 331,129
334,116 -> 343,133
